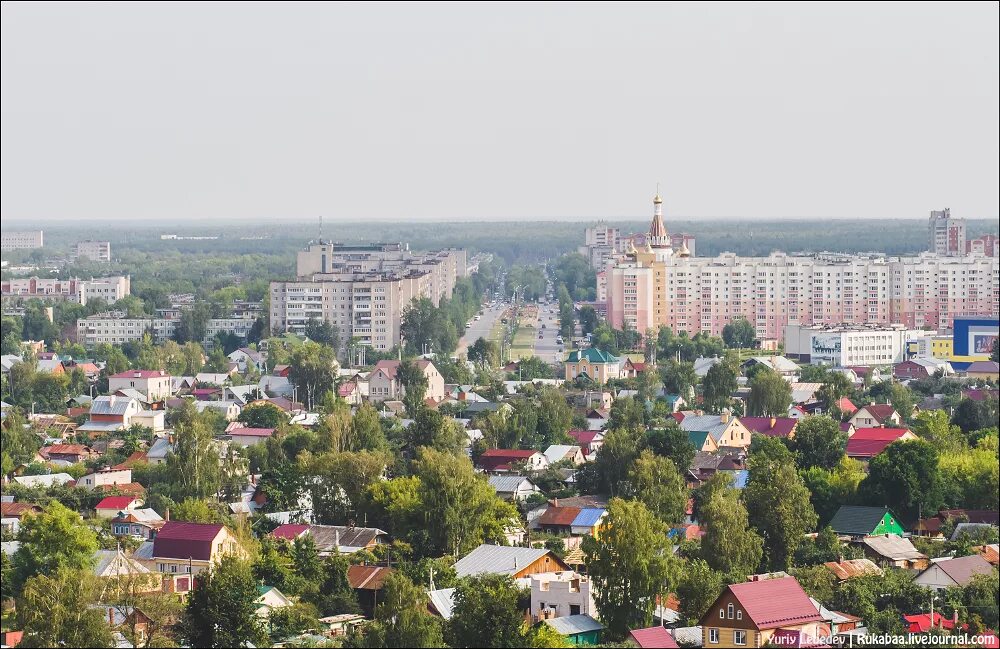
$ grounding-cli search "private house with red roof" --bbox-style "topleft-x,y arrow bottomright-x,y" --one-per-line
107,369 -> 172,401
739,416 -> 798,439
338,380 -> 362,405
37,443 -> 96,464
139,521 -> 247,592
368,359 -> 445,403
95,495 -> 143,519
627,626 -> 679,648
845,428 -> 917,461
904,612 -> 963,634
848,403 -> 902,429
699,576 -> 825,648
227,427 -> 277,447
1,502 -> 42,534
835,397 -> 857,415
475,449 -> 548,473
567,430 -> 604,458
621,358 -> 649,378
348,565 -> 394,616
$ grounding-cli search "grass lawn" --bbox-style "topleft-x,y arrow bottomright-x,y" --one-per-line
510,326 -> 537,360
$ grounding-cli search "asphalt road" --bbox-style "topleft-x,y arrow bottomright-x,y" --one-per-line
457,302 -> 506,356
532,301 -> 564,363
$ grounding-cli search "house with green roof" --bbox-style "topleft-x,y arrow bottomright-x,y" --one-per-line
687,430 -> 719,453
564,348 -> 623,385
829,506 -> 905,538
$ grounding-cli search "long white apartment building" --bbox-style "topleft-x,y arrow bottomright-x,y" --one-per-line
1,275 -> 130,305
77,311 -> 255,348
1,230 -> 43,250
270,242 -> 468,351
784,323 -> 929,366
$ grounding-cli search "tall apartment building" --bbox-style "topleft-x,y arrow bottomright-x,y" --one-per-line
1,276 -> 130,305
605,197 -> 1000,343
270,242 -> 467,351
967,234 -> 999,258
929,208 -> 966,256
76,311 -> 255,348
75,240 -> 112,262
1,231 -> 44,250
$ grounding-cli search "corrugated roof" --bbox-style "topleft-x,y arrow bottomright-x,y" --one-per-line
309,525 -> 387,552
726,577 -> 824,629
629,627 -> 679,648
271,524 -> 310,540
95,496 -> 138,510
109,370 -> 167,379
543,445 -> 580,464
861,535 -> 926,561
823,558 -> 882,580
539,506 -> 582,527
740,416 -> 797,438
829,506 -> 896,536
427,588 -> 456,619
543,614 -> 604,635
488,475 -> 535,494
932,554 -> 994,586
152,521 -> 224,561
347,565 -> 392,590
678,414 -> 734,442
571,508 -> 606,529
453,544 -> 554,577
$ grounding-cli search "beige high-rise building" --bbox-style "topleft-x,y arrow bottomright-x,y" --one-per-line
270,242 -> 468,351
75,240 -> 112,262
1,230 -> 43,250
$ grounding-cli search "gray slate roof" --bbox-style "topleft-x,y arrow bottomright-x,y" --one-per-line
861,535 -> 926,561
427,588 -> 456,620
932,554 -> 995,586
309,525 -> 387,553
453,544 -> 552,577
488,475 -> 537,494
90,395 -> 137,416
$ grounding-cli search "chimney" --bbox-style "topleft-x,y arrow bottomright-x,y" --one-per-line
165,508 -> 170,521
335,529 -> 340,550
553,498 -> 559,507
953,610 -> 959,626
720,409 -> 730,424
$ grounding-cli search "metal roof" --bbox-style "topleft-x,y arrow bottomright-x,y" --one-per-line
571,508 -> 607,529
488,475 -> 536,494
542,614 -> 604,635
90,395 -> 137,415
427,588 -> 456,620
453,544 -> 552,577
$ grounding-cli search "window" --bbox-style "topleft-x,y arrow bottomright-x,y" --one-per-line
719,610 -> 725,619
727,603 -> 734,619
736,610 -> 742,620
709,628 -> 719,644
734,630 -> 746,645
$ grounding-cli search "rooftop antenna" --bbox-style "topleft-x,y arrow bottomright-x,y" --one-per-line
318,215 -> 324,243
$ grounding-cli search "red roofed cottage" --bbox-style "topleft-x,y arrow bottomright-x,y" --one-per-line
107,369 -> 172,401
699,576 -> 824,647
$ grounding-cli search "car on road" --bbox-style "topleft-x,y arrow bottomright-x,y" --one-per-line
474,315 -> 481,321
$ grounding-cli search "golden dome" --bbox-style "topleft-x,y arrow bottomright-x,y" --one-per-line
653,193 -> 663,204
677,242 -> 691,257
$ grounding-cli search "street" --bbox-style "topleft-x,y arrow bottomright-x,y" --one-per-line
456,301 -> 506,357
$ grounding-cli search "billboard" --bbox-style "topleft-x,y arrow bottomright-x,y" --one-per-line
810,333 -> 842,364
953,317 -> 1000,359
971,332 -> 998,356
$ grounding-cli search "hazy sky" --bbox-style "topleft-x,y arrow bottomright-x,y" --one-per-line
2,2 -> 997,222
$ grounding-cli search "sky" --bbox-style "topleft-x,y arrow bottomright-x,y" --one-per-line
2,2 -> 998,222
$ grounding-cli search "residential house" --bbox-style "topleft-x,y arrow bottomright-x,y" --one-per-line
973,544 -> 999,566
111,508 -> 165,540
259,373 -> 294,398
77,467 -> 133,491
564,348 -> 622,384
965,360 -> 1000,380
810,597 -> 862,635
845,428 -> 916,460
337,380 -> 362,405
227,427 -> 277,447
228,348 -> 266,373
368,359 -> 445,403
848,404 -> 902,429
621,358 -> 649,379
531,571 -> 596,620
108,369 -> 171,401
476,449 -> 548,473
823,558 -> 882,582
541,614 -> 604,646
454,545 -> 570,579
915,509 -> 1000,538
543,445 -> 585,466
566,430 -> 604,458
686,430 -> 720,453
742,356 -> 800,378
488,475 -> 542,502
255,585 -> 294,619
347,565 -> 393,617
13,473 -> 74,488
678,412 -> 753,449
271,524 -> 388,555
0,502 -> 42,535
738,416 -> 798,439
661,394 -> 687,413
92,548 -> 157,583
38,443 -> 96,464
95,495 -> 143,519
829,506 -> 905,538
138,521 -> 248,592
195,372 -> 234,386
903,612 -> 964,634
859,535 -> 928,570
193,400 -> 241,420
913,554 -> 995,591
894,358 -> 953,381
79,395 -> 165,435
535,505 -> 607,538
698,576 -> 824,648
146,436 -> 174,465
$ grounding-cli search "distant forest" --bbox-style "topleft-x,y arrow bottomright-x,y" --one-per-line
3,217 -> 998,269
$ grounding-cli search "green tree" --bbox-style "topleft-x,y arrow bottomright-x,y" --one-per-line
625,450 -> 688,525
14,501 -> 99,588
179,555 -> 266,649
789,416 -> 847,470
16,568 -> 114,648
413,447 -> 519,556
800,456 -> 865,525
676,559 -> 725,625
743,438 -> 818,571
447,574 -> 527,648
859,438 -> 942,521
582,498 -> 680,640
352,402 -> 388,451
747,368 -> 793,417
699,483 -> 763,580
289,341 -> 338,409
592,427 -> 643,497
349,572 -> 444,648
660,360 -> 697,399
468,337 -> 501,368
304,317 -> 339,347
238,402 -> 287,429
887,382 -> 915,423
643,422 -> 696,473
399,359 -> 430,416
951,398 -> 998,435
722,317 -> 757,349
167,403 -> 222,500
578,305 -> 599,335
702,357 -> 739,413
171,497 -> 222,523
536,387 -> 572,447
606,396 -> 646,432
911,409 -> 966,453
